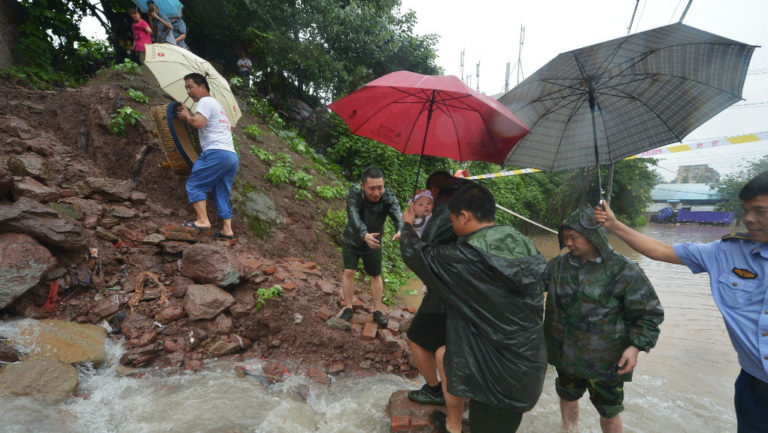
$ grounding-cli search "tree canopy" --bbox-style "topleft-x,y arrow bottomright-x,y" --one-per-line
711,155 -> 768,221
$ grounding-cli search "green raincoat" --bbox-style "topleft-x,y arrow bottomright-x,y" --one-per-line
342,184 -> 402,253
542,205 -> 664,382
401,223 -> 547,412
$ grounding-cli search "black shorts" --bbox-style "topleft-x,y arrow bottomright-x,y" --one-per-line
341,245 -> 382,276
406,311 -> 446,352
469,400 -> 523,433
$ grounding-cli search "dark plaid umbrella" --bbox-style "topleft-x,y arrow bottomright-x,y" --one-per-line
499,23 -> 755,204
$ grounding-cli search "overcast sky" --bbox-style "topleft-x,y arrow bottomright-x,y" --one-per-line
398,0 -> 768,179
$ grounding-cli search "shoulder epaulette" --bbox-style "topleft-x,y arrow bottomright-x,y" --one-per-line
721,232 -> 751,241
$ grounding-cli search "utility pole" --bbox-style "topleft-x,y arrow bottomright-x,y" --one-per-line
516,25 -> 525,84
679,0 -> 693,22
504,62 -> 511,92
460,49 -> 465,83
476,61 -> 480,92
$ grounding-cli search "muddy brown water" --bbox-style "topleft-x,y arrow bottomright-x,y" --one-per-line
0,224 -> 739,432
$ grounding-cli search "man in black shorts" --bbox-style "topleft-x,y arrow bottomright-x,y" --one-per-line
340,167 -> 402,327
406,171 -> 460,405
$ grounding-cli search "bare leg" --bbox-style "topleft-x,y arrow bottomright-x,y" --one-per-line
220,218 -> 233,237
341,269 -> 357,311
191,200 -> 211,228
600,415 -> 622,433
560,399 -> 579,433
408,340 -> 439,386
370,275 -> 384,311
436,346 -> 464,433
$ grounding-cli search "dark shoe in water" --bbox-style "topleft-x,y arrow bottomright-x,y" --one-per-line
339,308 -> 353,322
408,383 -> 445,406
430,410 -> 448,433
373,310 -> 388,328
429,409 -> 464,433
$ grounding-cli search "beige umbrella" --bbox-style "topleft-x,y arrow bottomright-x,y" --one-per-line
145,43 -> 242,125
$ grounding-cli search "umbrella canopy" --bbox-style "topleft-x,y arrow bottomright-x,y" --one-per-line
130,0 -> 183,17
329,71 -> 529,165
145,44 -> 242,125
499,23 -> 755,172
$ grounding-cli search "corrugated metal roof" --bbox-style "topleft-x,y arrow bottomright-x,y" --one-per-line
650,183 -> 722,202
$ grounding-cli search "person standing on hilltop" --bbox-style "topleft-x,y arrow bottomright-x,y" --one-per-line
339,167 -> 402,328
170,8 -> 188,50
175,73 -> 238,241
128,8 -> 152,64
146,0 -> 175,45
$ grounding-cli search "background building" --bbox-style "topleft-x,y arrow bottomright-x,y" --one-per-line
674,164 -> 720,183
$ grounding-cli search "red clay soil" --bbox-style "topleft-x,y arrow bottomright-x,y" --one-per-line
0,69 -> 417,379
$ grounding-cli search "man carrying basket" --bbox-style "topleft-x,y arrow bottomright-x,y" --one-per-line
176,72 -> 239,240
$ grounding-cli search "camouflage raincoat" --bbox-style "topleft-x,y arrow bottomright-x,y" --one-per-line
342,184 -> 402,253
542,205 -> 664,382
401,224 -> 547,411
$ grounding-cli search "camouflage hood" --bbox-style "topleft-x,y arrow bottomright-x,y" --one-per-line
558,204 -> 613,262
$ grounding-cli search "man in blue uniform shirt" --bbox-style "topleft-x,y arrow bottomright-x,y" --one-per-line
595,171 -> 768,433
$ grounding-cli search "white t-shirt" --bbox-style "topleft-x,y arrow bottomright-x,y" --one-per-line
237,58 -> 252,72
195,96 -> 234,153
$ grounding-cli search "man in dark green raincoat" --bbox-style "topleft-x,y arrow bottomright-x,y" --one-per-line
401,183 -> 547,433
542,205 -> 664,433
340,166 -> 402,327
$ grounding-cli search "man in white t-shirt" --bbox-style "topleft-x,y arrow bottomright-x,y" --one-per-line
176,72 -> 239,240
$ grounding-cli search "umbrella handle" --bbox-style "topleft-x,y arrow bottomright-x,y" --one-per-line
581,199 -> 606,229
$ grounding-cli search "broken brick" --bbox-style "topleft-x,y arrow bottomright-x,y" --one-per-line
362,322 -> 378,341
390,415 -> 410,432
262,266 -> 277,275
317,310 -> 331,321
281,283 -> 297,291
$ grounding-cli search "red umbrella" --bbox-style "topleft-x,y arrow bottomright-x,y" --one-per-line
329,71 -> 529,185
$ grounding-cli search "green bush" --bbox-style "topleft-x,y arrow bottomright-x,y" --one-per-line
322,209 -> 347,245
109,106 -> 145,136
295,189 -> 313,201
112,59 -> 141,75
316,184 -> 347,200
249,145 -> 273,162
244,124 -> 263,142
292,171 -> 313,190
127,88 -> 150,104
230,76 -> 245,89
255,285 -> 282,311
265,166 -> 292,186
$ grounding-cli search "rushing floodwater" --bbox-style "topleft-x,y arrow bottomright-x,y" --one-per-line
0,224 -> 740,433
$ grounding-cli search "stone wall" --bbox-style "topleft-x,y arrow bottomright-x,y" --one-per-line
0,0 -> 22,69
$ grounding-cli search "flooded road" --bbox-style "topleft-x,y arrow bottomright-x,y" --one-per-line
0,223 -> 740,432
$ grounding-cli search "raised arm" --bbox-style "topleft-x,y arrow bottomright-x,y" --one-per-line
594,201 -> 682,264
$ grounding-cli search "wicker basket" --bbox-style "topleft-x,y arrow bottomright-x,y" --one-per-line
150,102 -> 202,175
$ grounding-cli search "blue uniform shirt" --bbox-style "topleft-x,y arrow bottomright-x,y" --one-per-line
674,238 -> 768,383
